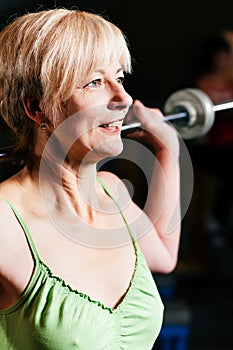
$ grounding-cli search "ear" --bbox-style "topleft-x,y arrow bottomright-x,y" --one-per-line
22,96 -> 43,125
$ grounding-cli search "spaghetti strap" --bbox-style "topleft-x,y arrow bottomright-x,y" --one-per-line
96,176 -> 138,246
2,199 -> 40,264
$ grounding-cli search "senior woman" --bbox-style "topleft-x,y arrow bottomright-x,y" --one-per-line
0,8 -> 181,349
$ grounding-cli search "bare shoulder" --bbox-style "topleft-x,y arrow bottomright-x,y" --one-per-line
0,180 -> 16,223
0,198 -> 15,277
0,175 -> 17,200
97,170 -> 122,185
97,170 -> 145,224
97,170 -> 131,200
0,196 -> 16,245
0,196 -> 13,223
0,182 -> 23,269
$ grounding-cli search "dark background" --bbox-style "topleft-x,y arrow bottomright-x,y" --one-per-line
1,0 -> 233,106
0,1 -> 233,349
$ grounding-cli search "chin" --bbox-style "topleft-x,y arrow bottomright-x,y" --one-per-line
81,138 -> 123,164
95,138 -> 123,159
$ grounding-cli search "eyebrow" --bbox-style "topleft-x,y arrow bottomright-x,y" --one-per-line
94,67 -> 123,74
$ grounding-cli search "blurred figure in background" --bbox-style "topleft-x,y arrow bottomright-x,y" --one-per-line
194,31 -> 233,249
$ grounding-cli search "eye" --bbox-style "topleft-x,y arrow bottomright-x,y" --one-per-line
85,79 -> 103,88
116,76 -> 124,85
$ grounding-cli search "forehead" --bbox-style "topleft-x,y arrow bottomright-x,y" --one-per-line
91,63 -> 124,75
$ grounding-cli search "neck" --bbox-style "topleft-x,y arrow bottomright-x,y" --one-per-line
18,151 -> 108,224
41,153 -> 105,222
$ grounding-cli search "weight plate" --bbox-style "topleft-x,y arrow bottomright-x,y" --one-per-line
164,88 -> 215,139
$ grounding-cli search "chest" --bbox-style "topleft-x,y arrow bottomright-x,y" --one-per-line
16,213 -> 137,309
43,236 -> 137,308
1,258 -> 163,350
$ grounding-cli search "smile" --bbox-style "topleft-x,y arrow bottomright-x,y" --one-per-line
99,120 -> 123,132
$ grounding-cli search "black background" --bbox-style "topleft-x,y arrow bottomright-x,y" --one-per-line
1,0 -> 233,107
1,1 -> 233,349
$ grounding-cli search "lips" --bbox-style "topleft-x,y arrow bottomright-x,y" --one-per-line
99,119 -> 123,131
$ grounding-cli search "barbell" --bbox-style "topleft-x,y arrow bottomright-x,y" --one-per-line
121,88 -> 233,139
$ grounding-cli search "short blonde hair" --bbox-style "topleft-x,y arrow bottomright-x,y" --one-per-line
0,8 -> 131,155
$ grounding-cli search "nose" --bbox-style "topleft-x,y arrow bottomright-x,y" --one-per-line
108,84 -> 133,111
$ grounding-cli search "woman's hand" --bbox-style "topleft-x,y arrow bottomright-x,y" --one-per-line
125,100 -> 180,155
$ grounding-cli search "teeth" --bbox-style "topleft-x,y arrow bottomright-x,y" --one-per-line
102,121 -> 122,127
108,121 -> 121,127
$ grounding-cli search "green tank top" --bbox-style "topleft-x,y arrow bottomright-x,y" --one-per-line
0,178 -> 164,349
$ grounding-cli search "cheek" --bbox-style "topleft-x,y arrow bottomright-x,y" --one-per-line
65,92 -> 90,118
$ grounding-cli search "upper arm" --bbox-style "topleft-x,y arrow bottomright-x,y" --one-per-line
0,199 -> 35,308
97,171 -> 177,273
122,200 -> 178,273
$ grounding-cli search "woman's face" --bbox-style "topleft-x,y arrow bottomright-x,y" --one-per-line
60,58 -> 133,164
